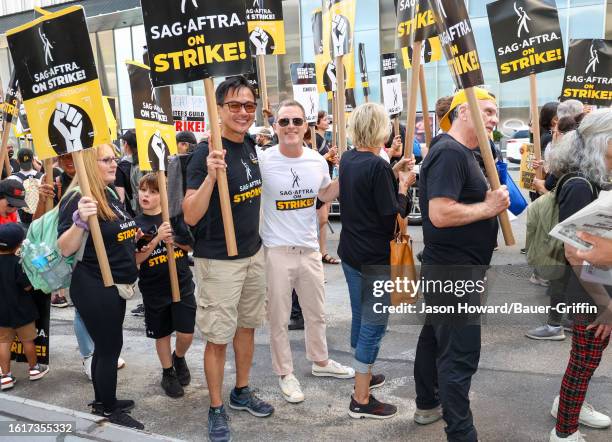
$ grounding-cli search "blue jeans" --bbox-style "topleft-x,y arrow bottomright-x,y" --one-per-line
342,262 -> 388,374
74,308 -> 94,359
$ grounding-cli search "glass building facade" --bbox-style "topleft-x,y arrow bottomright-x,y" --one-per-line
0,0 -> 609,133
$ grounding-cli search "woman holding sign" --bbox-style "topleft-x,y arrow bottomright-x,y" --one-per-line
57,144 -> 144,430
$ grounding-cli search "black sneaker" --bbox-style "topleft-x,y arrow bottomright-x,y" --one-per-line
348,395 -> 397,419
521,248 -> 527,254
161,368 -> 184,398
103,409 -> 144,430
90,399 -> 135,415
173,352 -> 191,386
131,304 -> 145,316
288,317 -> 304,330
370,374 -> 386,390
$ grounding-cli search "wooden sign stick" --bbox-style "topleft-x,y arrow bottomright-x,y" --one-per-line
419,64 -> 432,148
157,171 -> 181,302
0,122 -> 12,176
203,78 -> 238,256
529,73 -> 543,180
335,56 -> 347,155
331,91 -> 338,147
43,158 -> 54,212
310,125 -> 317,150
72,150 -> 114,286
465,87 -> 516,246
403,40 -> 422,159
256,55 -> 270,127
393,116 -> 400,138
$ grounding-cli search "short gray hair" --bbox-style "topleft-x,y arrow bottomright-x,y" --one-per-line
276,100 -> 306,119
557,99 -> 584,119
347,103 -> 391,149
548,109 -> 612,186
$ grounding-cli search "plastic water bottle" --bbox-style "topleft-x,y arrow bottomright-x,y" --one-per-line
26,241 -> 72,291
332,165 -> 339,180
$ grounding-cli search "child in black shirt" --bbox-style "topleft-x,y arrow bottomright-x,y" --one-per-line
134,174 -> 196,398
0,223 -> 48,390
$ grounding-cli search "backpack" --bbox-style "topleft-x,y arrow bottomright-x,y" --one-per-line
526,173 -> 597,281
20,186 -> 117,294
129,162 -> 143,216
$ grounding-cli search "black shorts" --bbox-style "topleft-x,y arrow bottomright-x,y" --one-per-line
143,295 -> 196,339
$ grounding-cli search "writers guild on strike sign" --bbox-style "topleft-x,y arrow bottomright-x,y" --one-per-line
487,0 -> 565,83
429,0 -> 484,89
141,0 -> 252,86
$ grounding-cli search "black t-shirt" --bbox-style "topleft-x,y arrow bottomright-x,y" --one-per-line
0,254 -> 38,328
115,158 -> 136,216
185,137 -> 262,260
338,149 -> 410,269
419,134 -> 498,266
57,189 -> 138,283
135,213 -> 194,305
53,171 -> 74,205
557,176 -> 602,309
316,133 -> 334,178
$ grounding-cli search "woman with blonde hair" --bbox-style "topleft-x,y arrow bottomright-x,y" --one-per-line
339,103 -> 415,419
57,144 -> 143,430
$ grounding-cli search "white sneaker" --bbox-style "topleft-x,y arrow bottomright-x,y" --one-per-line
552,395 -> 611,429
279,374 -> 304,403
311,359 -> 355,379
549,428 -> 586,441
117,357 -> 126,369
83,356 -> 92,380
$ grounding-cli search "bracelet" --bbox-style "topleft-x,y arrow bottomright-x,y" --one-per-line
72,209 -> 90,231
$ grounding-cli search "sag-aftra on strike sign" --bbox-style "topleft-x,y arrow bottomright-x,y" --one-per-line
141,0 -> 252,86
487,0 -> 565,83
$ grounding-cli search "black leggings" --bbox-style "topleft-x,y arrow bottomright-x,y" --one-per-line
71,269 -> 126,412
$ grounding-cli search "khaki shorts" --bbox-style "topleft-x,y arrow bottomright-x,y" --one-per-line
194,247 -> 266,344
0,322 -> 37,344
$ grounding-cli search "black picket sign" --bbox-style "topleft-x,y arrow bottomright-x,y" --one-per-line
1,72 -> 20,125
561,39 -> 612,107
487,0 -> 565,83
141,0 -> 252,86
428,0 -> 484,89
396,0 -> 438,49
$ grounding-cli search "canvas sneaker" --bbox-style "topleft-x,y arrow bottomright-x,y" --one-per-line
103,409 -> 144,430
208,406 -> 231,442
525,325 -> 565,341
229,386 -> 274,417
1,374 -> 15,390
551,395 -> 611,428
51,293 -> 68,308
131,303 -> 145,316
117,357 -> 126,369
311,359 -> 355,379
29,364 -> 49,381
279,374 -> 305,403
414,405 -> 443,425
549,428 -> 585,442
348,395 -> 397,420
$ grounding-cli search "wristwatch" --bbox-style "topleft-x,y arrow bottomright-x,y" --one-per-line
72,209 -> 90,231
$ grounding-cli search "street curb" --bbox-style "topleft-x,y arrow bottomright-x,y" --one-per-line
0,393 -> 185,441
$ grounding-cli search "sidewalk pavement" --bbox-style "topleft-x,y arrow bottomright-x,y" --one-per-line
1,217 -> 612,441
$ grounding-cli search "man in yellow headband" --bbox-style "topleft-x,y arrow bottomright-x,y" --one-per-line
413,87 -> 510,442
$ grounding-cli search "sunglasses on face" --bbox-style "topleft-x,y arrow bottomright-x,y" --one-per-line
223,101 -> 257,113
277,118 -> 305,127
97,157 -> 119,165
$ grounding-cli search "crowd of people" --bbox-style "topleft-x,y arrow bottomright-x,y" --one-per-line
0,75 -> 611,442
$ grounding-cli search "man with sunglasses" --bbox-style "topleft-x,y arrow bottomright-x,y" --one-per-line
259,100 -> 353,404
183,76 -> 271,442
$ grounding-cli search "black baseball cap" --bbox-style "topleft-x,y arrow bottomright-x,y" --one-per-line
17,148 -> 34,166
176,131 -> 197,145
0,223 -> 25,249
0,179 -> 28,208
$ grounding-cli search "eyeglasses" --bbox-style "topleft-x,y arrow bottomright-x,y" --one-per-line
97,157 -> 119,165
223,101 -> 257,113
277,118 -> 305,127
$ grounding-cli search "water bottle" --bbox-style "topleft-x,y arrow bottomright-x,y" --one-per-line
332,165 -> 339,180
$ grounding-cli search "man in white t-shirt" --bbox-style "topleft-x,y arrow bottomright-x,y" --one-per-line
259,100 -> 354,403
